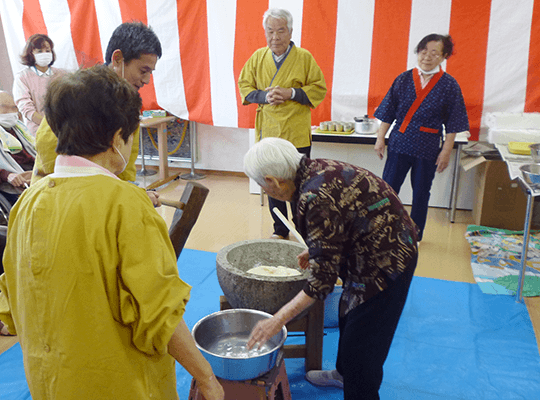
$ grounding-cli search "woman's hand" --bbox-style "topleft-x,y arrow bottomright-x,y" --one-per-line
374,137 -> 386,160
374,121 -> 390,160
436,132 -> 456,173
7,171 -> 31,188
197,375 -> 224,400
297,249 -> 310,270
146,190 -> 161,207
247,316 -> 285,350
167,319 -> 224,400
436,149 -> 452,173
248,292 -> 316,350
31,111 -> 43,126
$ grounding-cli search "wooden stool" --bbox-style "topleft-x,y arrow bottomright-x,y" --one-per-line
188,357 -> 291,400
220,296 -> 324,372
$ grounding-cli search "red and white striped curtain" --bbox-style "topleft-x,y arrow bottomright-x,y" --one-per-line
1,0 -> 539,141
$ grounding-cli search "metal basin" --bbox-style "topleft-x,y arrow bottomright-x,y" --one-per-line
520,163 -> 540,186
530,143 -> 540,163
216,239 -> 309,315
192,309 -> 287,380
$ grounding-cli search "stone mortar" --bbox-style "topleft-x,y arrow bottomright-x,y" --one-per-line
216,239 -> 309,315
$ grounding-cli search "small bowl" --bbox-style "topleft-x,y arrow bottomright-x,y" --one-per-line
530,143 -> 540,163
520,163 -> 540,186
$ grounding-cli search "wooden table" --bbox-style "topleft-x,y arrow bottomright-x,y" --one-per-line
139,116 -> 176,180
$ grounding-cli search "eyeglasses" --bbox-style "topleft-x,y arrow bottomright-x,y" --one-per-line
419,50 -> 443,60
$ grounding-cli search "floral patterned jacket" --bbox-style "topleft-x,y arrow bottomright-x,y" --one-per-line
293,157 -> 418,317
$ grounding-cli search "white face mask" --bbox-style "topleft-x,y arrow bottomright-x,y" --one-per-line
0,113 -> 18,129
417,64 -> 440,75
35,52 -> 53,68
114,145 -> 128,174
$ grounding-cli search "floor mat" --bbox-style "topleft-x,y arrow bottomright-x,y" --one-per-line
466,225 -> 540,296
1,249 -> 539,399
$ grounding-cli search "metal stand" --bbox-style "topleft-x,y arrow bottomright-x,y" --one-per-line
136,127 -> 156,176
181,121 -> 205,180
449,144 -> 463,222
517,189 -> 534,303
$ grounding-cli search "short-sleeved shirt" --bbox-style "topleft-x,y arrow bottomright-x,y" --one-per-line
293,157 -> 418,317
374,69 -> 469,160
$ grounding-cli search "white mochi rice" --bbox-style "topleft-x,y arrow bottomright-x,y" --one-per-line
247,265 -> 302,277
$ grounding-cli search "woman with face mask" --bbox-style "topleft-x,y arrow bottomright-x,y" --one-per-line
12,33 -> 67,136
373,34 -> 470,242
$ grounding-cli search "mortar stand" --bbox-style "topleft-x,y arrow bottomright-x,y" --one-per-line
189,355 -> 291,400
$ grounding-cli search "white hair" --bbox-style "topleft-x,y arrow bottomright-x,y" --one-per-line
262,8 -> 293,32
244,137 -> 303,186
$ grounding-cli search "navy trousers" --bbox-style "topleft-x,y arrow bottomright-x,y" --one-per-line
336,254 -> 417,399
382,151 -> 438,241
269,146 -> 311,237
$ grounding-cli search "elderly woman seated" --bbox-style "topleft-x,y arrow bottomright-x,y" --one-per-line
0,91 -> 34,204
244,137 -> 418,400
0,65 -> 224,400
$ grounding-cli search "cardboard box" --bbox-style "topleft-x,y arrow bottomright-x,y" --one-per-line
472,160 -> 528,231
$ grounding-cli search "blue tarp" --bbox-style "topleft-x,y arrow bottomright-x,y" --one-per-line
1,249 -> 539,399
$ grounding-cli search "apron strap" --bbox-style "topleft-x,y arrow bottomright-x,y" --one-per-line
398,69 -> 444,133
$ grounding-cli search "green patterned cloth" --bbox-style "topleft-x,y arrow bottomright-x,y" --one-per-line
465,225 -> 540,297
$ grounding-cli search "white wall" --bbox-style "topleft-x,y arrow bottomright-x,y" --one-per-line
196,124 -> 250,172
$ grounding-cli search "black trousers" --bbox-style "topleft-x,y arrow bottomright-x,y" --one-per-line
268,146 -> 311,237
336,254 -> 418,399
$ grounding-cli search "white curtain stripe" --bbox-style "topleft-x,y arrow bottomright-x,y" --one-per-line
93,0 -> 123,62
0,0 -> 25,76
331,0 -> 375,121
207,0 -> 238,127
147,0 -> 189,121
482,0 -> 534,117
408,0 -> 452,70
39,0 -> 78,71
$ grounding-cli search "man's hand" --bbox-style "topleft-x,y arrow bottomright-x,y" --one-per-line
266,86 -> 292,105
7,171 -> 32,188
